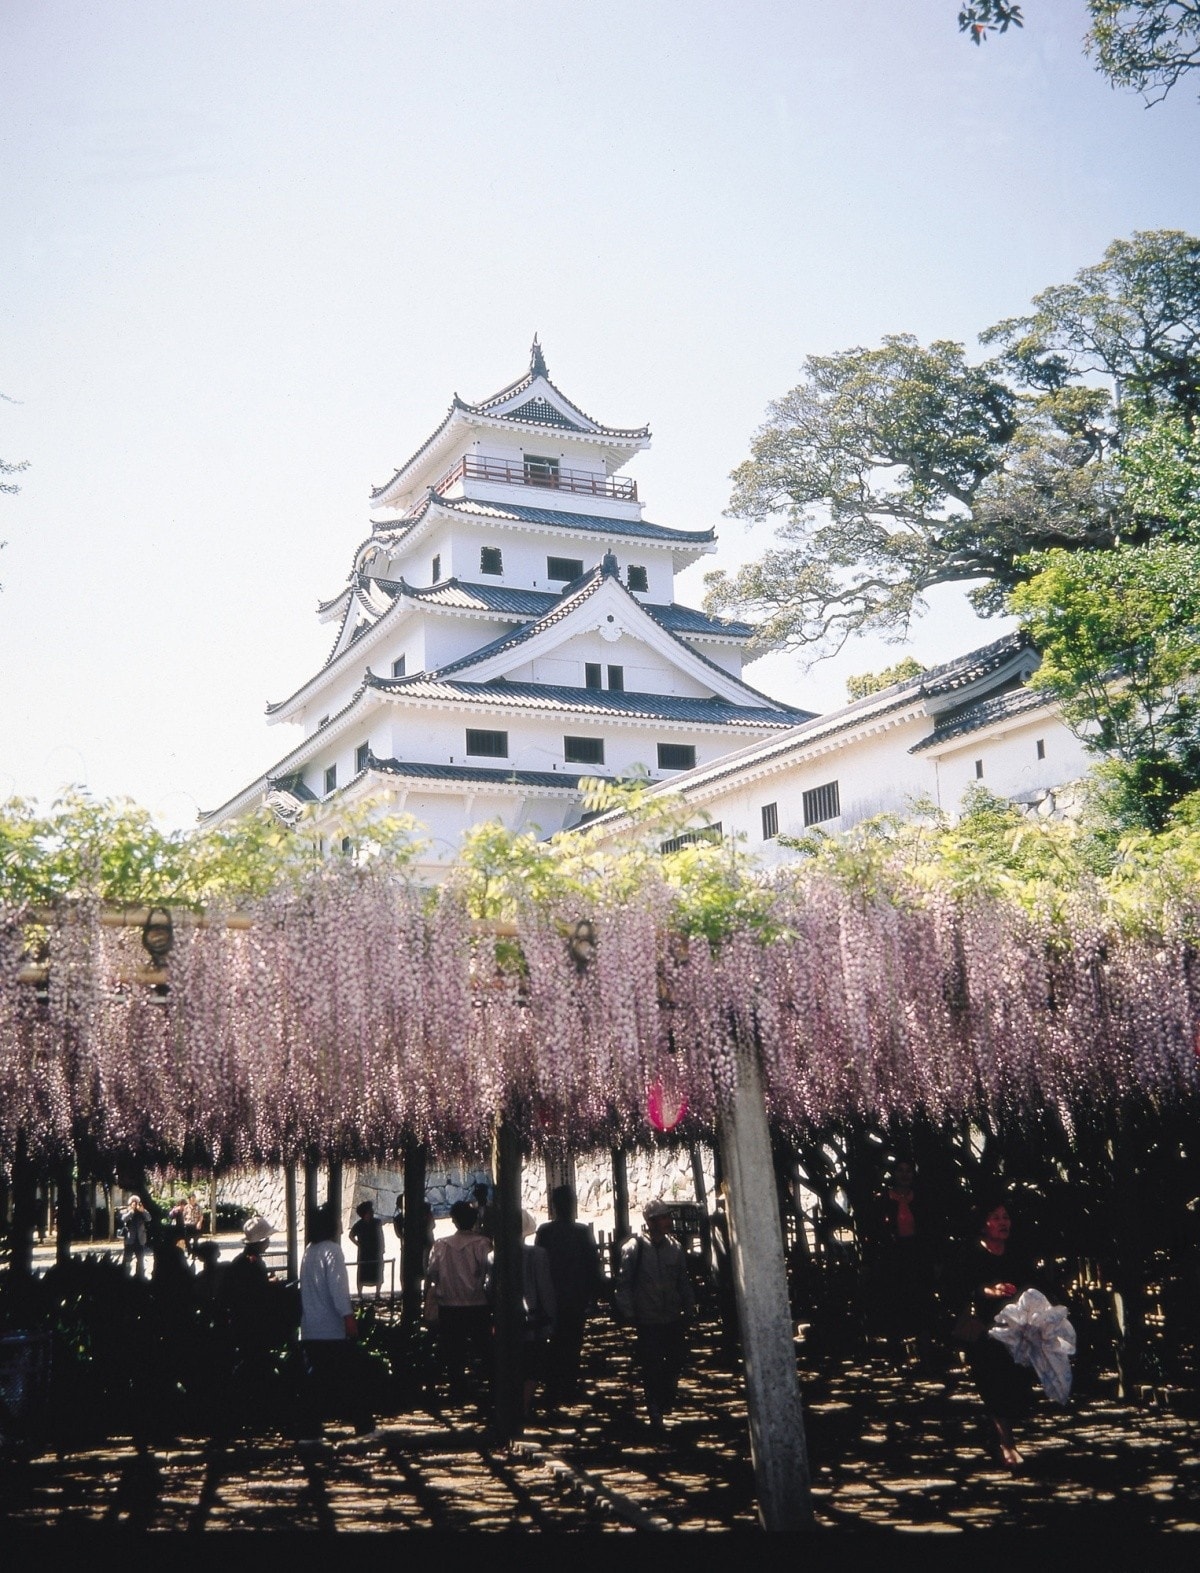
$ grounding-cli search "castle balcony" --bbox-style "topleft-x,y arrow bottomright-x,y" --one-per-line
432,452 -> 638,505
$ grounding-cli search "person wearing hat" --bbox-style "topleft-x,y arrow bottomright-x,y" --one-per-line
614,1199 -> 695,1435
215,1215 -> 278,1419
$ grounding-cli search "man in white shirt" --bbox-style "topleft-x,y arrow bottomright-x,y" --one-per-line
426,1198 -> 492,1405
299,1202 -> 375,1443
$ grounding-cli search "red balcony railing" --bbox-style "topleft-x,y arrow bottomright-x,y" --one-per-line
432,452 -> 638,503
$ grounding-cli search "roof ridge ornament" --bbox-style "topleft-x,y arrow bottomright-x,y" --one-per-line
530,335 -> 548,378
601,550 -> 619,577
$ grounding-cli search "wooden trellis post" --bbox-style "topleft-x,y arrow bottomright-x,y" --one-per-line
716,1033 -> 812,1531
491,1115 -> 524,1440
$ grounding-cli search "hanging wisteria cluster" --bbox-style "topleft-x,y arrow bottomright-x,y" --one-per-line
0,862 -> 1197,1172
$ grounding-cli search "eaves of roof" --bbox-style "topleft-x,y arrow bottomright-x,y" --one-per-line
366,755 -> 585,793
376,494 -> 715,548
364,673 -> 801,729
909,684 -> 1056,752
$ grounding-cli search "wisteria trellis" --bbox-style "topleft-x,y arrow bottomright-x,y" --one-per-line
0,865 -> 1197,1171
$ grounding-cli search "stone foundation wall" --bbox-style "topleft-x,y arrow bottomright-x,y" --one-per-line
216,1143 -> 715,1239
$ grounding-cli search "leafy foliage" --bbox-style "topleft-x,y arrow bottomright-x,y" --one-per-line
706,232 -> 1200,656
1085,1 -> 1200,104
1010,543 -> 1200,830
958,2 -> 1024,44
846,657 -> 924,700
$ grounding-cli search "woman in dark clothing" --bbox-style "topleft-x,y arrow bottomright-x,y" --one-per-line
349,1201 -> 386,1299
955,1197 -> 1038,1468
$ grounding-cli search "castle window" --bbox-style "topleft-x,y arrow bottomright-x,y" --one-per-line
392,655 -> 406,678
761,802 -> 779,840
355,742 -> 370,774
480,547 -> 503,576
1036,739 -> 1045,760
627,565 -> 648,593
524,454 -> 560,486
975,759 -> 984,779
318,715 -> 330,728
802,780 -> 840,826
660,823 -> 722,854
431,554 -> 441,583
323,764 -> 337,796
564,736 -> 605,765
466,729 -> 508,758
607,665 -> 624,691
547,555 -> 583,583
585,662 -> 602,689
657,742 -> 696,772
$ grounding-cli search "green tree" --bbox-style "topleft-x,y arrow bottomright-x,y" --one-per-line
707,232 -> 1199,656
1085,2 -> 1200,104
845,657 -> 924,700
1010,543 -> 1200,830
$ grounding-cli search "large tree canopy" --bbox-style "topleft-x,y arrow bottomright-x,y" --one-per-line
707,231 -> 1200,656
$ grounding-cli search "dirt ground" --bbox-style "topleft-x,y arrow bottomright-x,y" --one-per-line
2,1318 -> 1198,1534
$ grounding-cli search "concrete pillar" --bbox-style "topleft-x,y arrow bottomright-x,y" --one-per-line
717,1039 -> 812,1531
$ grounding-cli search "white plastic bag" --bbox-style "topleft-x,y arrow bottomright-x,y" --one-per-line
989,1287 -> 1076,1405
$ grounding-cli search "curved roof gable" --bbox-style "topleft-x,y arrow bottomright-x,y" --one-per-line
369,340 -> 649,506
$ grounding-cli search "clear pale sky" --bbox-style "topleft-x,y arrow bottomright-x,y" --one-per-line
2,1 -> 1198,829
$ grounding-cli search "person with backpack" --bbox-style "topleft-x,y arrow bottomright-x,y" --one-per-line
614,1198 -> 695,1435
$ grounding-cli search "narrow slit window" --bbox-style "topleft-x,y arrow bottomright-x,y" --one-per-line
584,662 -> 602,689
392,655 -> 406,678
323,764 -> 337,796
975,759 -> 984,779
431,554 -> 441,583
802,780 -> 840,826
607,665 -> 624,692
1036,739 -> 1045,760
660,823 -> 722,854
761,802 -> 779,840
355,742 -> 370,774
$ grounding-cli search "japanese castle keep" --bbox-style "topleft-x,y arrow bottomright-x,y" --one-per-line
205,341 -> 808,868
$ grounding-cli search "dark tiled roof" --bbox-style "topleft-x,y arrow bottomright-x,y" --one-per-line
365,673 -> 804,727
909,685 -> 1055,752
431,570 -> 609,677
919,632 -> 1032,696
368,755 -> 584,791
376,494 -> 714,546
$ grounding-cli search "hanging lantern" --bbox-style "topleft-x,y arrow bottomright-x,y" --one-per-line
647,1078 -> 688,1133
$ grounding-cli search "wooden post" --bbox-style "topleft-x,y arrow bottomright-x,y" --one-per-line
716,1036 -> 811,1531
611,1147 -> 630,1241
10,1136 -> 38,1276
544,1152 -> 576,1216
304,1161 -> 320,1244
284,1164 -> 299,1282
401,1142 -> 428,1329
492,1116 -> 524,1441
328,1161 -> 344,1238
55,1157 -> 76,1266
690,1144 -> 712,1274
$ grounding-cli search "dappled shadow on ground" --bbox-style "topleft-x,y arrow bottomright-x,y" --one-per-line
1,1320 -> 1197,1532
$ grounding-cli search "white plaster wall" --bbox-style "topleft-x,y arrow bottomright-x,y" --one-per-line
929,714 -> 1092,813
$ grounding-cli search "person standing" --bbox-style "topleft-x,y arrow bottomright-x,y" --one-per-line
299,1203 -> 375,1443
535,1184 -> 602,1407
349,1200 -> 386,1300
121,1195 -> 150,1279
614,1198 -> 695,1435
953,1196 -> 1039,1469
864,1158 -> 937,1365
180,1191 -> 205,1257
426,1199 -> 493,1404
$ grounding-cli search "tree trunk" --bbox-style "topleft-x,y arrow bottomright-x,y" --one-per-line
401,1142 -> 428,1330
55,1157 -> 76,1266
492,1117 -> 524,1441
304,1161 -> 320,1245
9,1136 -> 38,1275
328,1161 -> 344,1236
284,1164 -> 299,1283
